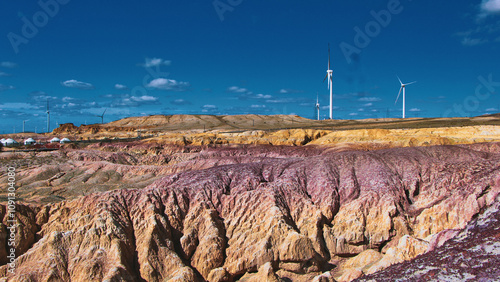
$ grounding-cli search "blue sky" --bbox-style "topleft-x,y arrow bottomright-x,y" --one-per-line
1,0 -> 500,133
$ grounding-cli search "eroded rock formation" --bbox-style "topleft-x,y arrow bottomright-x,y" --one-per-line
355,193 -> 500,281
1,142 -> 499,281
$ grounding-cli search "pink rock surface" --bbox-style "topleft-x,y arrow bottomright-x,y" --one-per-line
355,193 -> 500,281
0,142 -> 499,281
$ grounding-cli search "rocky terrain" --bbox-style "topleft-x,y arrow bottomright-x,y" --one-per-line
1,140 -> 500,281
355,192 -> 500,282
45,114 -> 500,147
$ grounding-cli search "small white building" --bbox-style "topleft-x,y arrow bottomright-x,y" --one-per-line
0,138 -> 6,146
24,138 -> 36,145
60,138 -> 71,144
4,138 -> 19,147
50,137 -> 61,143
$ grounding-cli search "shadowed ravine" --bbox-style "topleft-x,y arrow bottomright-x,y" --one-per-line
1,142 -> 500,281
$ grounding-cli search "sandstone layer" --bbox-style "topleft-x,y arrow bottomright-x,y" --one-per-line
355,193 -> 500,281
34,114 -> 500,149
49,124 -> 500,148
1,142 -> 499,281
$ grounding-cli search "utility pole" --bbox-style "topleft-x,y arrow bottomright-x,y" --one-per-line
46,99 -> 50,133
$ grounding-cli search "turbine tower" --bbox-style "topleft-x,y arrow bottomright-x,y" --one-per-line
23,120 -> 29,133
96,109 -> 107,124
315,93 -> 320,120
323,44 -> 334,119
46,99 -> 50,133
395,76 -> 416,119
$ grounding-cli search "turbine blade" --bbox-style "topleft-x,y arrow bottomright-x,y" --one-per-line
395,87 -> 402,104
102,108 -> 107,115
323,73 -> 328,82
328,43 -> 331,70
405,81 -> 417,85
397,75 -> 403,85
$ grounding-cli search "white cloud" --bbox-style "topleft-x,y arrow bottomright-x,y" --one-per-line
229,86 -> 275,100
251,104 -> 266,108
349,113 -> 358,116
456,21 -> 500,46
363,103 -> 373,107
28,91 -> 57,102
0,84 -> 15,92
202,104 -> 218,113
115,84 -> 128,90
358,97 -> 381,102
61,102 -> 77,108
62,96 -> 74,102
255,93 -> 272,99
266,97 -> 308,104
146,78 -> 189,91
409,108 -> 421,112
0,62 -> 17,68
109,94 -> 159,107
278,88 -> 302,94
485,107 -> 498,111
0,71 -> 11,77
481,0 -> 500,15
321,105 -> 339,110
141,58 -> 171,68
228,86 -> 249,93
0,103 -> 38,110
171,99 -> 192,105
461,37 -> 488,46
131,95 -> 158,102
61,79 -> 95,90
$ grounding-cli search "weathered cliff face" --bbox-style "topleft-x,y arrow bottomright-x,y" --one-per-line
1,143 -> 500,281
355,193 -> 500,282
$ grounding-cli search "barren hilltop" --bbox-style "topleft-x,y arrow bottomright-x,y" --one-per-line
1,114 -> 500,281
47,114 -> 500,149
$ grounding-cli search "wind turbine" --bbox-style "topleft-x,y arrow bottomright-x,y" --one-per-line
95,109 -> 107,124
323,44 -> 334,119
23,120 -> 29,133
395,76 -> 416,119
46,99 -> 50,133
315,93 -> 320,120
